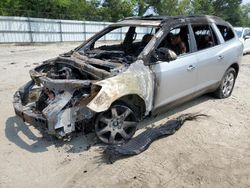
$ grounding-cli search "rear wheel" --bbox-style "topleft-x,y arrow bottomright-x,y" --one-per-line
95,104 -> 138,144
213,68 -> 236,99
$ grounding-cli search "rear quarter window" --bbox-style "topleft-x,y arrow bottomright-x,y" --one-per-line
243,29 -> 250,37
216,25 -> 235,41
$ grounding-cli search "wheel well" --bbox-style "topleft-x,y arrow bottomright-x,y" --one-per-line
112,94 -> 146,120
230,63 -> 239,77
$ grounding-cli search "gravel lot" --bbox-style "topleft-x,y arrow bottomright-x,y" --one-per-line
0,43 -> 250,188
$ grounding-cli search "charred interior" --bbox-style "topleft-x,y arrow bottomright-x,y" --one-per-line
77,25 -> 159,63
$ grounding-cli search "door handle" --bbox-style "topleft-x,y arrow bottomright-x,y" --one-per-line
187,65 -> 196,71
218,55 -> 224,60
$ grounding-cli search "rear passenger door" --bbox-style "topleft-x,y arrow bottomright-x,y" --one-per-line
191,24 -> 225,91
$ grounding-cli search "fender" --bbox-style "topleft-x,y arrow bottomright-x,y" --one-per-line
87,60 -> 154,115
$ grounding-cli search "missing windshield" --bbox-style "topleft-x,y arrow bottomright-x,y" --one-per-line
78,25 -> 160,64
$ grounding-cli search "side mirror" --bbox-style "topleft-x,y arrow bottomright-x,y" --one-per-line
244,35 -> 250,40
153,47 -> 177,62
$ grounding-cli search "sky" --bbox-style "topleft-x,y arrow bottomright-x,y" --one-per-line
243,0 -> 250,4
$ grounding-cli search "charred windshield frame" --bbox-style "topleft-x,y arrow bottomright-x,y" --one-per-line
75,26 -> 120,53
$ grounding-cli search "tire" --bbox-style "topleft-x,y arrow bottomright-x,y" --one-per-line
95,103 -> 138,145
213,67 -> 236,99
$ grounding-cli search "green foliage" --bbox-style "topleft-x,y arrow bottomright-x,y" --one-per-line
153,0 -> 192,16
212,0 -> 243,26
97,0 -> 136,21
0,0 -> 249,26
241,3 -> 250,27
191,0 -> 214,15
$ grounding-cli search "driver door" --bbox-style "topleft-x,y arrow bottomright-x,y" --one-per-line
151,25 -> 198,110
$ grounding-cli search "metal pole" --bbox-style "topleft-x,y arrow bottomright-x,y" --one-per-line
120,28 -> 123,41
59,21 -> 63,42
103,23 -> 106,41
83,22 -> 86,41
27,17 -> 33,43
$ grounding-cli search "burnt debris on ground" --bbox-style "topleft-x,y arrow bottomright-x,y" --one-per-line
103,113 -> 208,163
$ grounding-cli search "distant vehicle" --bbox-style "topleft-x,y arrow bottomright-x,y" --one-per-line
14,15 -> 243,145
234,27 -> 250,54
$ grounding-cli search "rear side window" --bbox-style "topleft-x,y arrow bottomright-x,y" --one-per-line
192,24 -> 218,51
235,29 -> 243,38
217,25 -> 235,41
243,29 -> 250,37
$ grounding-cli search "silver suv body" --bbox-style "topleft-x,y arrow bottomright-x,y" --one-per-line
13,16 -> 243,144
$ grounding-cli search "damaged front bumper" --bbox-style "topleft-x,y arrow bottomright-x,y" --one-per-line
13,78 -> 96,138
14,81 -> 48,129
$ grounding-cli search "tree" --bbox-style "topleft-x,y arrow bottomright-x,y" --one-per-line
191,0 -> 214,15
0,0 -> 248,25
97,0 -> 135,21
0,0 -> 23,16
241,3 -> 250,26
131,0 -> 192,16
213,0 -> 243,26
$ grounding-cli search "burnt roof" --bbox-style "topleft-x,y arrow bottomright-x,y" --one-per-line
124,15 -> 222,21
121,15 -> 227,25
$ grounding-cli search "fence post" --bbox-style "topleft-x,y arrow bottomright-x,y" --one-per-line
103,23 -> 106,41
120,28 -> 123,41
59,20 -> 63,42
83,22 -> 86,41
27,17 -> 33,43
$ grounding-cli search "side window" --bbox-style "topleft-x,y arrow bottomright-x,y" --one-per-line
192,24 -> 218,51
216,25 -> 235,41
158,25 -> 190,56
243,29 -> 250,37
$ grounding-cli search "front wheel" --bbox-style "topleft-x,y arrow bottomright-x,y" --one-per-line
213,68 -> 236,99
95,104 -> 138,144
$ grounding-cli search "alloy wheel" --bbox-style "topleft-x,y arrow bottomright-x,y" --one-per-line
95,105 -> 138,144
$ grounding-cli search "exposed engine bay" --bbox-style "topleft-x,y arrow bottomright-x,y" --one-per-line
13,52 -> 130,137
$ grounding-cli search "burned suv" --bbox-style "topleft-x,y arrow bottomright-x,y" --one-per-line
13,16 -> 243,144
